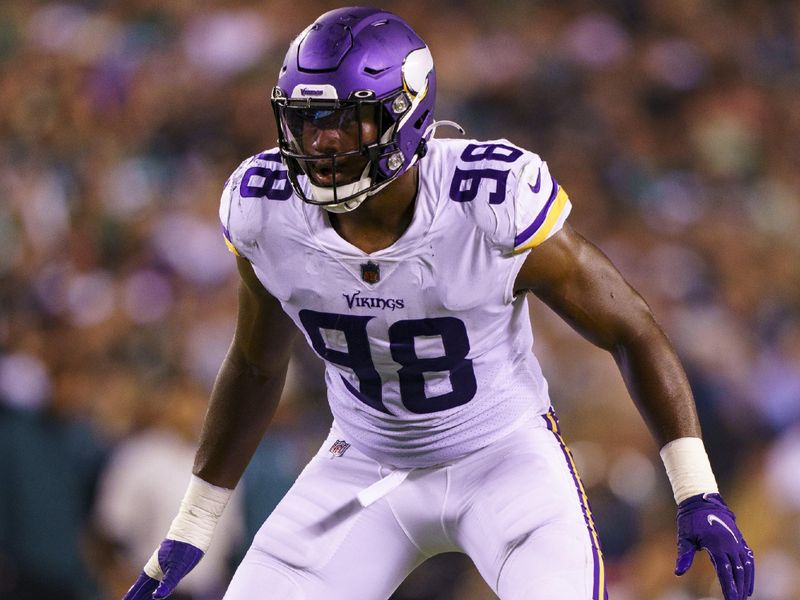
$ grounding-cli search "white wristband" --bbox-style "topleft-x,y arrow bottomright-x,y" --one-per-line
168,475 -> 233,550
144,475 -> 233,580
659,437 -> 719,504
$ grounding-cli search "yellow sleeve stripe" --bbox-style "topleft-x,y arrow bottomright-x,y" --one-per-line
221,224 -> 242,257
513,187 -> 570,253
224,236 -> 241,257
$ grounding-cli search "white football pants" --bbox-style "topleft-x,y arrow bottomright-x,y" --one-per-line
224,411 -> 607,600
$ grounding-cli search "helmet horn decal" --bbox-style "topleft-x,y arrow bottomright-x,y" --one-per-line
401,47 -> 433,97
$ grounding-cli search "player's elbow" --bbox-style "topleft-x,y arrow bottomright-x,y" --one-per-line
608,298 -> 667,360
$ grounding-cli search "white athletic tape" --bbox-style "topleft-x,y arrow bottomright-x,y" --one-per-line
167,475 -> 233,549
143,475 -> 232,579
143,476 -> 232,580
660,437 -> 719,504
144,548 -> 164,580
144,475 -> 233,581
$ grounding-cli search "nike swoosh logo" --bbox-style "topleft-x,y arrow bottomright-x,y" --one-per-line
528,168 -> 542,194
707,514 -> 738,543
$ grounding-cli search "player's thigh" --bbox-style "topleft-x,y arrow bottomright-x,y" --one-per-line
226,508 -> 425,600
454,423 -> 603,599
225,431 -> 424,600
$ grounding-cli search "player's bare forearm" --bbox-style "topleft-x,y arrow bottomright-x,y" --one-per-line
516,223 -> 701,445
607,315 -> 701,445
192,345 -> 290,488
193,257 -> 298,488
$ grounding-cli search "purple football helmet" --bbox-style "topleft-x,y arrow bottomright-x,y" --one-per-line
271,7 -> 436,212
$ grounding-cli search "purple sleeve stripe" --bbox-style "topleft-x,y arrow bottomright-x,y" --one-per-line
513,176 -> 559,248
221,223 -> 233,242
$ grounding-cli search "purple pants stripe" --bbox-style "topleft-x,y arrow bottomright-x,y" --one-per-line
542,409 -> 608,600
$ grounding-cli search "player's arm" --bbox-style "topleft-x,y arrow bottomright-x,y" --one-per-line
124,257 -> 298,600
193,256 -> 298,487
515,223 -> 753,600
515,222 -> 698,445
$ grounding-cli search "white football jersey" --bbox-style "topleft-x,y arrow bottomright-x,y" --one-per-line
220,138 -> 572,467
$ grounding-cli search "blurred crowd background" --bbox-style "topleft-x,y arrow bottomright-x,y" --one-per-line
1,0 -> 798,598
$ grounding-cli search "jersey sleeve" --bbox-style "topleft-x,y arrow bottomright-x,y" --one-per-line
434,138 -> 572,303
508,158 -> 572,254
447,138 -> 572,255
218,151 -> 284,261
219,170 -> 244,258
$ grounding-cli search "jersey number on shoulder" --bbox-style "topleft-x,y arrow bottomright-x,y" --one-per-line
239,152 -> 292,201
299,310 -> 477,415
449,143 -> 523,204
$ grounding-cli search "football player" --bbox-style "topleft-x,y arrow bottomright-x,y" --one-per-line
124,7 -> 754,600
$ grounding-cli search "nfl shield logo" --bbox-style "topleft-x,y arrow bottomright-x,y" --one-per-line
361,261 -> 380,284
329,439 -> 351,458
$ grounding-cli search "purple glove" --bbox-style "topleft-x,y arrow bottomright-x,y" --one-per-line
123,539 -> 204,600
675,493 -> 754,600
